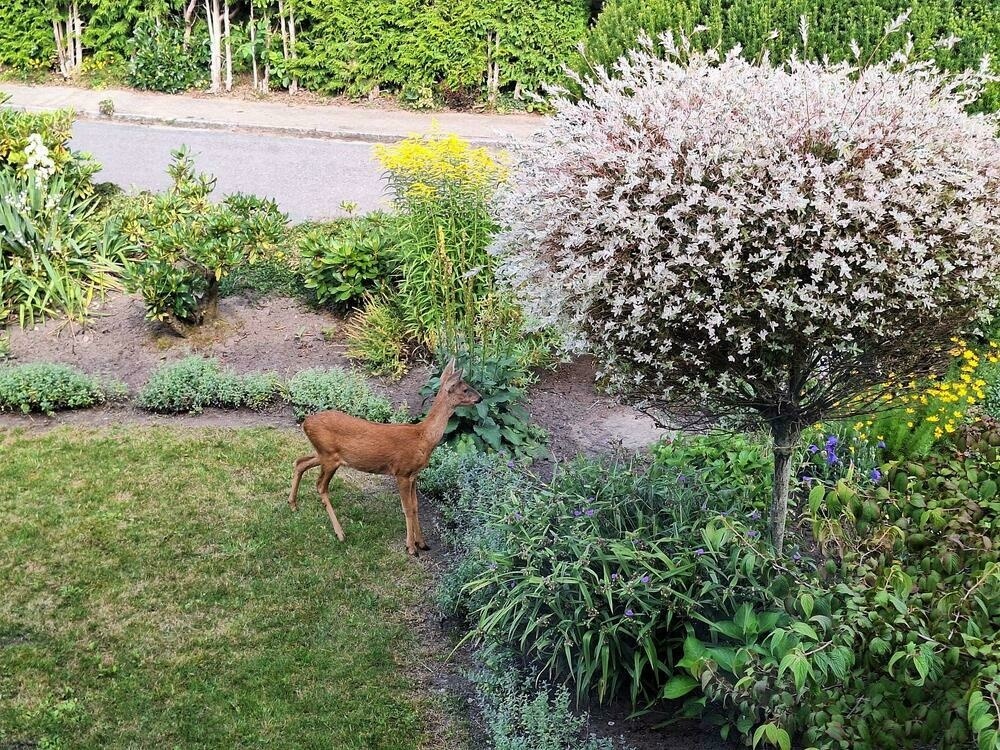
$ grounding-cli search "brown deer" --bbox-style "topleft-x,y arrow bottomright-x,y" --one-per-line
288,359 -> 481,556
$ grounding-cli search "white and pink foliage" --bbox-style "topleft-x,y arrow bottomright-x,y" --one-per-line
493,38 -> 1000,410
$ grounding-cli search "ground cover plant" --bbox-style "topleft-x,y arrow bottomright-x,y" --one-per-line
137,356 -> 280,413
494,32 -> 1000,552
284,367 -> 405,422
0,427 -> 432,749
0,363 -> 117,414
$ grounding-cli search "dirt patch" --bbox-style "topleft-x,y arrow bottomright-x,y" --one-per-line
2,292 -> 668,454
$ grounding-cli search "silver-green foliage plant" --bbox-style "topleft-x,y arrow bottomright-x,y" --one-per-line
137,357 -> 280,413
473,645 -> 628,750
0,363 -> 117,414
284,367 -> 406,423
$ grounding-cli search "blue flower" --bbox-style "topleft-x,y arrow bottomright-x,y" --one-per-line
870,468 -> 883,483
611,573 -> 619,581
640,575 -> 650,584
694,548 -> 705,556
624,609 -> 635,618
826,435 -> 839,448
573,509 -> 582,517
825,450 -> 839,466
748,509 -> 761,521
585,509 -> 595,517
792,551 -> 802,562
808,444 -> 820,454
877,440 -> 887,449
747,530 -> 761,538
677,473 -> 688,485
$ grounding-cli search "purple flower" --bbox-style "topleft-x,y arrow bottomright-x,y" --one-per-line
826,435 -> 839,448
677,473 -> 688,485
573,509 -> 582,517
624,609 -> 635,618
611,573 -> 619,581
694,548 -> 705,556
877,440 -> 887,449
792,551 -> 802,562
514,512 -> 523,521
640,575 -> 650,583
747,530 -> 761,539
507,460 -> 516,468
802,475 -> 814,486
585,509 -> 595,517
825,450 -> 839,466
808,444 -> 819,454
748,509 -> 761,521
870,468 -> 883,483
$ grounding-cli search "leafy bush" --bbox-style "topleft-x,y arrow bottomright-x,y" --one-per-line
0,363 -> 115,414
0,0 -> 53,74
577,0 -> 1000,112
420,344 -> 546,459
299,214 -> 399,307
344,298 -> 409,379
126,16 -> 209,93
284,367 -> 405,422
0,171 -> 127,326
137,357 -> 280,413
293,0 -> 589,102
122,148 -> 288,328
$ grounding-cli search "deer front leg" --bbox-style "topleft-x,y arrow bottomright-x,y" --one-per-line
289,454 -> 320,510
396,476 -> 418,557
412,478 -> 430,551
317,464 -> 346,542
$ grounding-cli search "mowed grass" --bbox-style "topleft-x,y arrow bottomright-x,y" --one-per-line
0,427 -> 431,750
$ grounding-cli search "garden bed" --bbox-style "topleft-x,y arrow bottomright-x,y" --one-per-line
1,291 -> 666,456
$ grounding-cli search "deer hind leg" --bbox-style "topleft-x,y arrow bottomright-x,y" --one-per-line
289,454 -> 321,510
317,462 -> 346,542
396,476 -> 418,557
411,479 -> 430,551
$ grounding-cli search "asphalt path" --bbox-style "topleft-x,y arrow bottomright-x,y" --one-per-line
71,120 -> 393,221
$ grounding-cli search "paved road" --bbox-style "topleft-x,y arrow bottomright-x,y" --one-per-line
72,120 -> 392,221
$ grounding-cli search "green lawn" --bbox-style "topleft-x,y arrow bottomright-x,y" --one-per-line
0,427 -> 433,750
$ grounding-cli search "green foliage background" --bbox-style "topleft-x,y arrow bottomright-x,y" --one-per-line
578,0 -> 1000,111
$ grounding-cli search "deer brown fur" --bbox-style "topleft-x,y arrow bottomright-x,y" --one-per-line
288,359 -> 481,556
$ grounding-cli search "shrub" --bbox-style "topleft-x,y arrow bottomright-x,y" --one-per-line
123,149 -> 289,328
344,298 -> 409,379
293,0 -> 589,102
299,214 -> 399,307
137,357 -> 280,413
420,344 -> 547,459
127,16 -> 210,93
577,0 -> 1000,113
0,171 -> 127,326
0,363 -> 115,414
284,367 -> 405,422
494,39 -> 1000,552
0,0 -> 53,74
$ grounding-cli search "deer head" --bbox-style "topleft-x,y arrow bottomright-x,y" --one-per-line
439,358 -> 482,408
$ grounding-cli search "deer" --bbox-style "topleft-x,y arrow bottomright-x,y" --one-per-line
288,359 -> 482,556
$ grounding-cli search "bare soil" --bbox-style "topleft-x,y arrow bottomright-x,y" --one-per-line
1,292 -> 668,455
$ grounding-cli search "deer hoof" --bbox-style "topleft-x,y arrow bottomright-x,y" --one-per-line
416,540 -> 431,551
407,545 -> 419,557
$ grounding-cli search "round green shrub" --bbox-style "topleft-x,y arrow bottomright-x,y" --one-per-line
138,357 -> 279,414
0,363 -> 114,415
284,367 -> 406,422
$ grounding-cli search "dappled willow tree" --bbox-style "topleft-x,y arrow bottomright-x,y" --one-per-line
493,35 -> 1000,552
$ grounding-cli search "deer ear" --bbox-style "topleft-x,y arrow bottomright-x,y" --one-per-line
441,358 -> 456,386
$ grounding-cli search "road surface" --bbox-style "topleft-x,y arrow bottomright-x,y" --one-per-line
71,120 -> 392,221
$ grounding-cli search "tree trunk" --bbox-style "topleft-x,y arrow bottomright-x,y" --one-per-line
183,0 -> 198,50
223,0 -> 233,92
262,6 -> 271,94
287,0 -> 298,94
486,31 -> 500,108
769,421 -> 798,555
249,1 -> 259,91
206,0 -> 222,92
72,0 -> 83,70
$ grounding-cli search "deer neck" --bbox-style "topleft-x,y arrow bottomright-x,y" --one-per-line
421,391 -> 455,448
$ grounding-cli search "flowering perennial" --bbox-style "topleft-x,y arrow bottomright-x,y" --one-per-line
493,39 -> 1000,416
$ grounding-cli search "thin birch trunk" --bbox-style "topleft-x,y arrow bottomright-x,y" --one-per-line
53,18 -> 69,78
223,0 -> 233,92
249,0 -> 259,91
183,0 -> 198,50
262,5 -> 272,94
769,421 -> 799,555
71,0 -> 83,70
206,0 -> 222,92
287,0 -> 298,94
